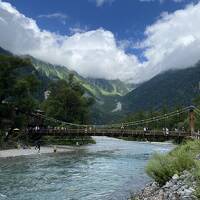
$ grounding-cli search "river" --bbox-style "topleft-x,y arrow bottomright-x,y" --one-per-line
0,137 -> 174,200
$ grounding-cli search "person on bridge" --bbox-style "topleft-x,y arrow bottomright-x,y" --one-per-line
166,128 -> 169,135
121,124 -> 124,133
196,130 -> 200,139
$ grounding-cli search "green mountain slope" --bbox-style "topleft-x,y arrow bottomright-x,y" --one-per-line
87,78 -> 131,96
21,55 -> 133,124
122,62 -> 200,114
28,56 -> 132,98
0,50 -> 51,102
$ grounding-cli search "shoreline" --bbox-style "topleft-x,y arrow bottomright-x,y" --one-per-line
132,140 -> 200,200
0,146 -> 74,158
0,139 -> 174,159
132,170 -> 198,200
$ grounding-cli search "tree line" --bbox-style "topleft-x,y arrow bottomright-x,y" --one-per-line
123,103 -> 200,131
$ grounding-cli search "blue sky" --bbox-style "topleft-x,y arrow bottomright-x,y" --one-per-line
0,0 -> 200,82
6,0 -> 194,44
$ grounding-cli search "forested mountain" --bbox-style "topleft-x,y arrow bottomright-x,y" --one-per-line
87,78 -> 132,96
0,47 -> 131,123
0,49 -> 50,101
0,47 -> 12,56
0,47 -> 132,99
27,56 -> 132,98
2,46 -> 200,124
122,62 -> 200,114
25,55 -> 133,124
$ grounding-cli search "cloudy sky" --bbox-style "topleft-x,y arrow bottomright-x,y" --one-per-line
0,0 -> 200,83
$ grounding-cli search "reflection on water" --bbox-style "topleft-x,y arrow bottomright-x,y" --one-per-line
0,137 -> 174,200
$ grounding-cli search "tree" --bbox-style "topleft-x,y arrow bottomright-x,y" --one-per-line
13,75 -> 40,113
42,78 -> 94,124
0,55 -> 40,129
0,55 -> 31,103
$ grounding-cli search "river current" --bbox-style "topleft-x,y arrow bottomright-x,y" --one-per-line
0,137 -> 174,200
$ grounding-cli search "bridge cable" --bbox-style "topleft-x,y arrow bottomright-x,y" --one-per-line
31,106 -> 193,129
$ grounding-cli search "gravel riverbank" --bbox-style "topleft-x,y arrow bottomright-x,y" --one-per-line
132,170 -> 198,200
0,146 -> 73,158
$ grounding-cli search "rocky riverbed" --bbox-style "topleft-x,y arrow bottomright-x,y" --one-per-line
133,170 -> 198,200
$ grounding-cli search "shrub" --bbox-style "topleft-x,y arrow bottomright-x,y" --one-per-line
146,153 -> 175,185
171,149 -> 196,172
146,140 -> 199,186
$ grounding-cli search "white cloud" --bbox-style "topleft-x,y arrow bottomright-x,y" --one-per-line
140,2 -> 200,80
38,13 -> 68,20
0,1 -> 200,83
38,12 -> 68,24
92,0 -> 185,6
91,0 -> 114,7
69,24 -> 89,34
140,0 -> 184,3
0,1 -> 139,81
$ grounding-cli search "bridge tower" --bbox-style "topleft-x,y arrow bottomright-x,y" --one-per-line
189,106 -> 195,135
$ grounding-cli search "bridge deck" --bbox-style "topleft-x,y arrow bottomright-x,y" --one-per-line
29,129 -> 192,139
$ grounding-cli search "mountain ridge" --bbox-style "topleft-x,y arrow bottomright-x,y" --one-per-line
122,62 -> 200,114
25,55 -> 132,98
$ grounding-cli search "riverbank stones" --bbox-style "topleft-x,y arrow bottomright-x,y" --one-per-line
132,170 -> 198,200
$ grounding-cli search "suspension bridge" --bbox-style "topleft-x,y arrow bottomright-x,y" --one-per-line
27,105 -> 200,142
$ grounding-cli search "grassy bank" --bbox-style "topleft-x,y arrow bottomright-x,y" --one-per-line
146,139 -> 200,197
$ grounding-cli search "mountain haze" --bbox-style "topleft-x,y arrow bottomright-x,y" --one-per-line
122,62 -> 200,114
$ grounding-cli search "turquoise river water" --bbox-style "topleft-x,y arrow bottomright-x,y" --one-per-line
0,137 -> 174,200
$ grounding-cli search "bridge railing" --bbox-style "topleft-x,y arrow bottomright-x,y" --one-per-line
28,128 -> 191,138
